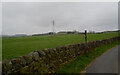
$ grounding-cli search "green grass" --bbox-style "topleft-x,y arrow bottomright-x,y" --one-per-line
56,41 -> 120,73
2,32 -> 118,59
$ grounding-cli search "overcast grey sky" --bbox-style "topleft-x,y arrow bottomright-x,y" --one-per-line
2,2 -> 118,35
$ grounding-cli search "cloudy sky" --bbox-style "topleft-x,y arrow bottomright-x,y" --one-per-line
2,2 -> 118,35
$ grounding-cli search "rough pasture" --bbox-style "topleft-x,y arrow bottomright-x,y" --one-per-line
2,32 -> 118,59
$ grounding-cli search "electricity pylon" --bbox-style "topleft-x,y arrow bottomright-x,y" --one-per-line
52,20 -> 55,34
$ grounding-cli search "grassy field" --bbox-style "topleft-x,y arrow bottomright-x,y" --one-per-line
56,41 -> 120,73
2,32 -> 118,59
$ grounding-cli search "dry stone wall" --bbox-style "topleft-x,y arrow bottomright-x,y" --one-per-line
2,36 -> 120,74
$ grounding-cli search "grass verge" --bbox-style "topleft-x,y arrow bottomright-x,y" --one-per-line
56,41 -> 120,73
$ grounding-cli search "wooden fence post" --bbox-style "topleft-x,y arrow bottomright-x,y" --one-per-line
85,30 -> 87,43
84,30 -> 88,53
